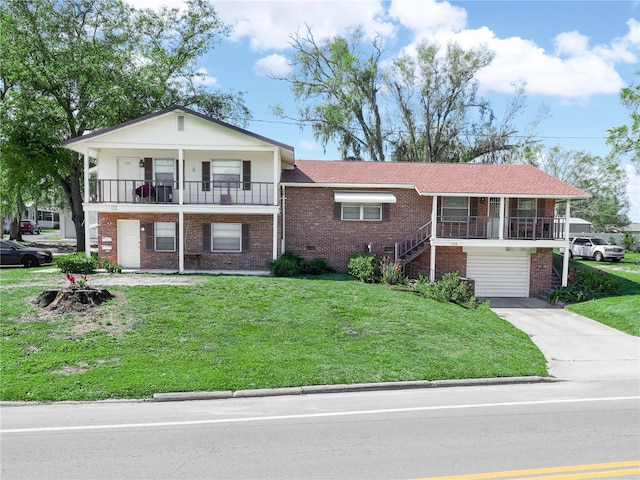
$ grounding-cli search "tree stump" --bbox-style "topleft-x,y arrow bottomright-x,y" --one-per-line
34,287 -> 114,314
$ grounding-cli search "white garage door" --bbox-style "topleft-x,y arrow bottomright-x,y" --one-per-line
466,251 -> 530,297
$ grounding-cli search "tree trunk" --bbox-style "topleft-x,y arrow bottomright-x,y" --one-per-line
69,164 -> 86,253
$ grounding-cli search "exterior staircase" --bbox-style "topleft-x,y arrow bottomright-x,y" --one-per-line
395,222 -> 432,265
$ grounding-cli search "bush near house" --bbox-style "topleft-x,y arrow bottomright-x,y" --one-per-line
55,253 -> 98,274
269,252 -> 334,277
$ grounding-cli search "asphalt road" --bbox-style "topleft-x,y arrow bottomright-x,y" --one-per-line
2,380 -> 639,480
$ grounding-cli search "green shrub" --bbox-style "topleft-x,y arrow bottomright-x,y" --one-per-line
548,267 -> 621,305
301,258 -> 335,275
379,256 -> 406,285
55,252 -> 98,274
412,271 -> 477,309
621,231 -> 636,251
99,259 -> 122,273
269,252 -> 303,277
347,252 -> 378,283
269,253 -> 336,277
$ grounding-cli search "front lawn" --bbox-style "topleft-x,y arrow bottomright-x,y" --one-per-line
0,270 -> 547,401
555,252 -> 640,336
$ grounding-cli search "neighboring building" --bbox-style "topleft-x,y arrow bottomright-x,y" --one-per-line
61,106 -> 589,298
568,217 -> 592,234
623,223 -> 640,234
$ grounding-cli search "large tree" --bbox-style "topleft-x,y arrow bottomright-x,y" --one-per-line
530,146 -> 630,232
277,26 -> 538,162
276,26 -> 386,161
1,0 -> 250,251
607,72 -> 640,173
385,41 -> 537,163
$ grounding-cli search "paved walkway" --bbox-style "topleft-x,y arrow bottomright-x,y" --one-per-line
490,298 -> 640,381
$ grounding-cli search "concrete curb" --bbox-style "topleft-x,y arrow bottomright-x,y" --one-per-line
152,376 -> 559,402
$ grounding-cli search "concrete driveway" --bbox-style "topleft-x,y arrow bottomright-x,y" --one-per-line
490,298 -> 640,381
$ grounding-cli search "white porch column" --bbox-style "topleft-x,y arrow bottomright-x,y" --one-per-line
84,148 -> 91,258
431,195 -> 438,239
178,211 -> 184,273
499,197 -> 505,240
178,149 -> 184,205
273,150 -> 279,206
562,200 -> 571,287
430,195 -> 437,282
429,242 -> 436,283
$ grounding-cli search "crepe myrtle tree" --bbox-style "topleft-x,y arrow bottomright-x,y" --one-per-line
1,0 -> 250,252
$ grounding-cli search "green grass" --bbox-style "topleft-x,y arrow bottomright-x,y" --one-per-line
0,272 -> 547,401
554,252 -> 640,336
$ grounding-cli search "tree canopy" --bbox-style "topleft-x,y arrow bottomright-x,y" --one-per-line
529,146 -> 630,232
277,25 -> 539,163
1,0 -> 249,250
608,71 -> 640,173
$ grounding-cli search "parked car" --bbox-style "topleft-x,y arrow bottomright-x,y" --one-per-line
568,236 -> 625,262
0,240 -> 53,267
19,220 -> 41,235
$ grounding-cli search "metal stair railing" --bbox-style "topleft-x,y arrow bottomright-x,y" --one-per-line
394,222 -> 432,263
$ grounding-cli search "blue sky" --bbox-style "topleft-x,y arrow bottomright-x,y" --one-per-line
128,0 -> 640,222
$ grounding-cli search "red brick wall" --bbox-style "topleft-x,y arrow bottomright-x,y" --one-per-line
530,248 -> 553,298
284,187 -> 432,272
407,246 -> 467,280
97,212 -> 276,271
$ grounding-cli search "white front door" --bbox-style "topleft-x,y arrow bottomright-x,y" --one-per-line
488,197 -> 502,238
117,220 -> 140,269
117,157 -> 142,202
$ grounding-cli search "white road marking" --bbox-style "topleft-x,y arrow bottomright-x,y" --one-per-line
2,396 -> 638,434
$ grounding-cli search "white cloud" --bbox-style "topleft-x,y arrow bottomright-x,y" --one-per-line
254,54 -> 291,77
215,0 -> 394,51
625,164 -> 640,223
193,67 -> 218,87
388,0 -> 466,36
554,31 -> 589,56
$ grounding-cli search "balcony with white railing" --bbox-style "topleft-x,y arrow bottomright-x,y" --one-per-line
89,179 -> 276,206
435,216 -> 566,240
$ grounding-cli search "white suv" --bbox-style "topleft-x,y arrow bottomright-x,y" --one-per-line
568,237 -> 625,262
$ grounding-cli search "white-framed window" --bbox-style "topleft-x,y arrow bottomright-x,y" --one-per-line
155,159 -> 175,186
517,198 -> 537,217
212,160 -> 241,187
212,223 -> 242,252
342,203 -> 382,221
155,222 -> 176,251
441,197 -> 469,217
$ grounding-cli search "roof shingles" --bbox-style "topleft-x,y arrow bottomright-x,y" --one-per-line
281,160 -> 589,198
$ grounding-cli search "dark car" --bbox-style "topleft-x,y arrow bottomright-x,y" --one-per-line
19,220 -> 41,235
0,240 -> 53,267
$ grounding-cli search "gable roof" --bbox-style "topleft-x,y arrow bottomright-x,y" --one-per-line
281,160 -> 589,199
61,105 -> 294,152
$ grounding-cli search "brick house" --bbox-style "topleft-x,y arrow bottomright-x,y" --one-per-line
62,106 -> 589,298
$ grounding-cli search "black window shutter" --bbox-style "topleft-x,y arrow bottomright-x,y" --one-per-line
382,204 -> 390,221
202,223 -> 211,252
144,223 -> 154,251
333,203 -> 342,220
242,161 -> 251,190
537,198 -> 545,217
242,224 -> 250,252
175,223 -> 179,251
175,160 -> 184,190
202,162 -> 210,191
144,158 -> 153,182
